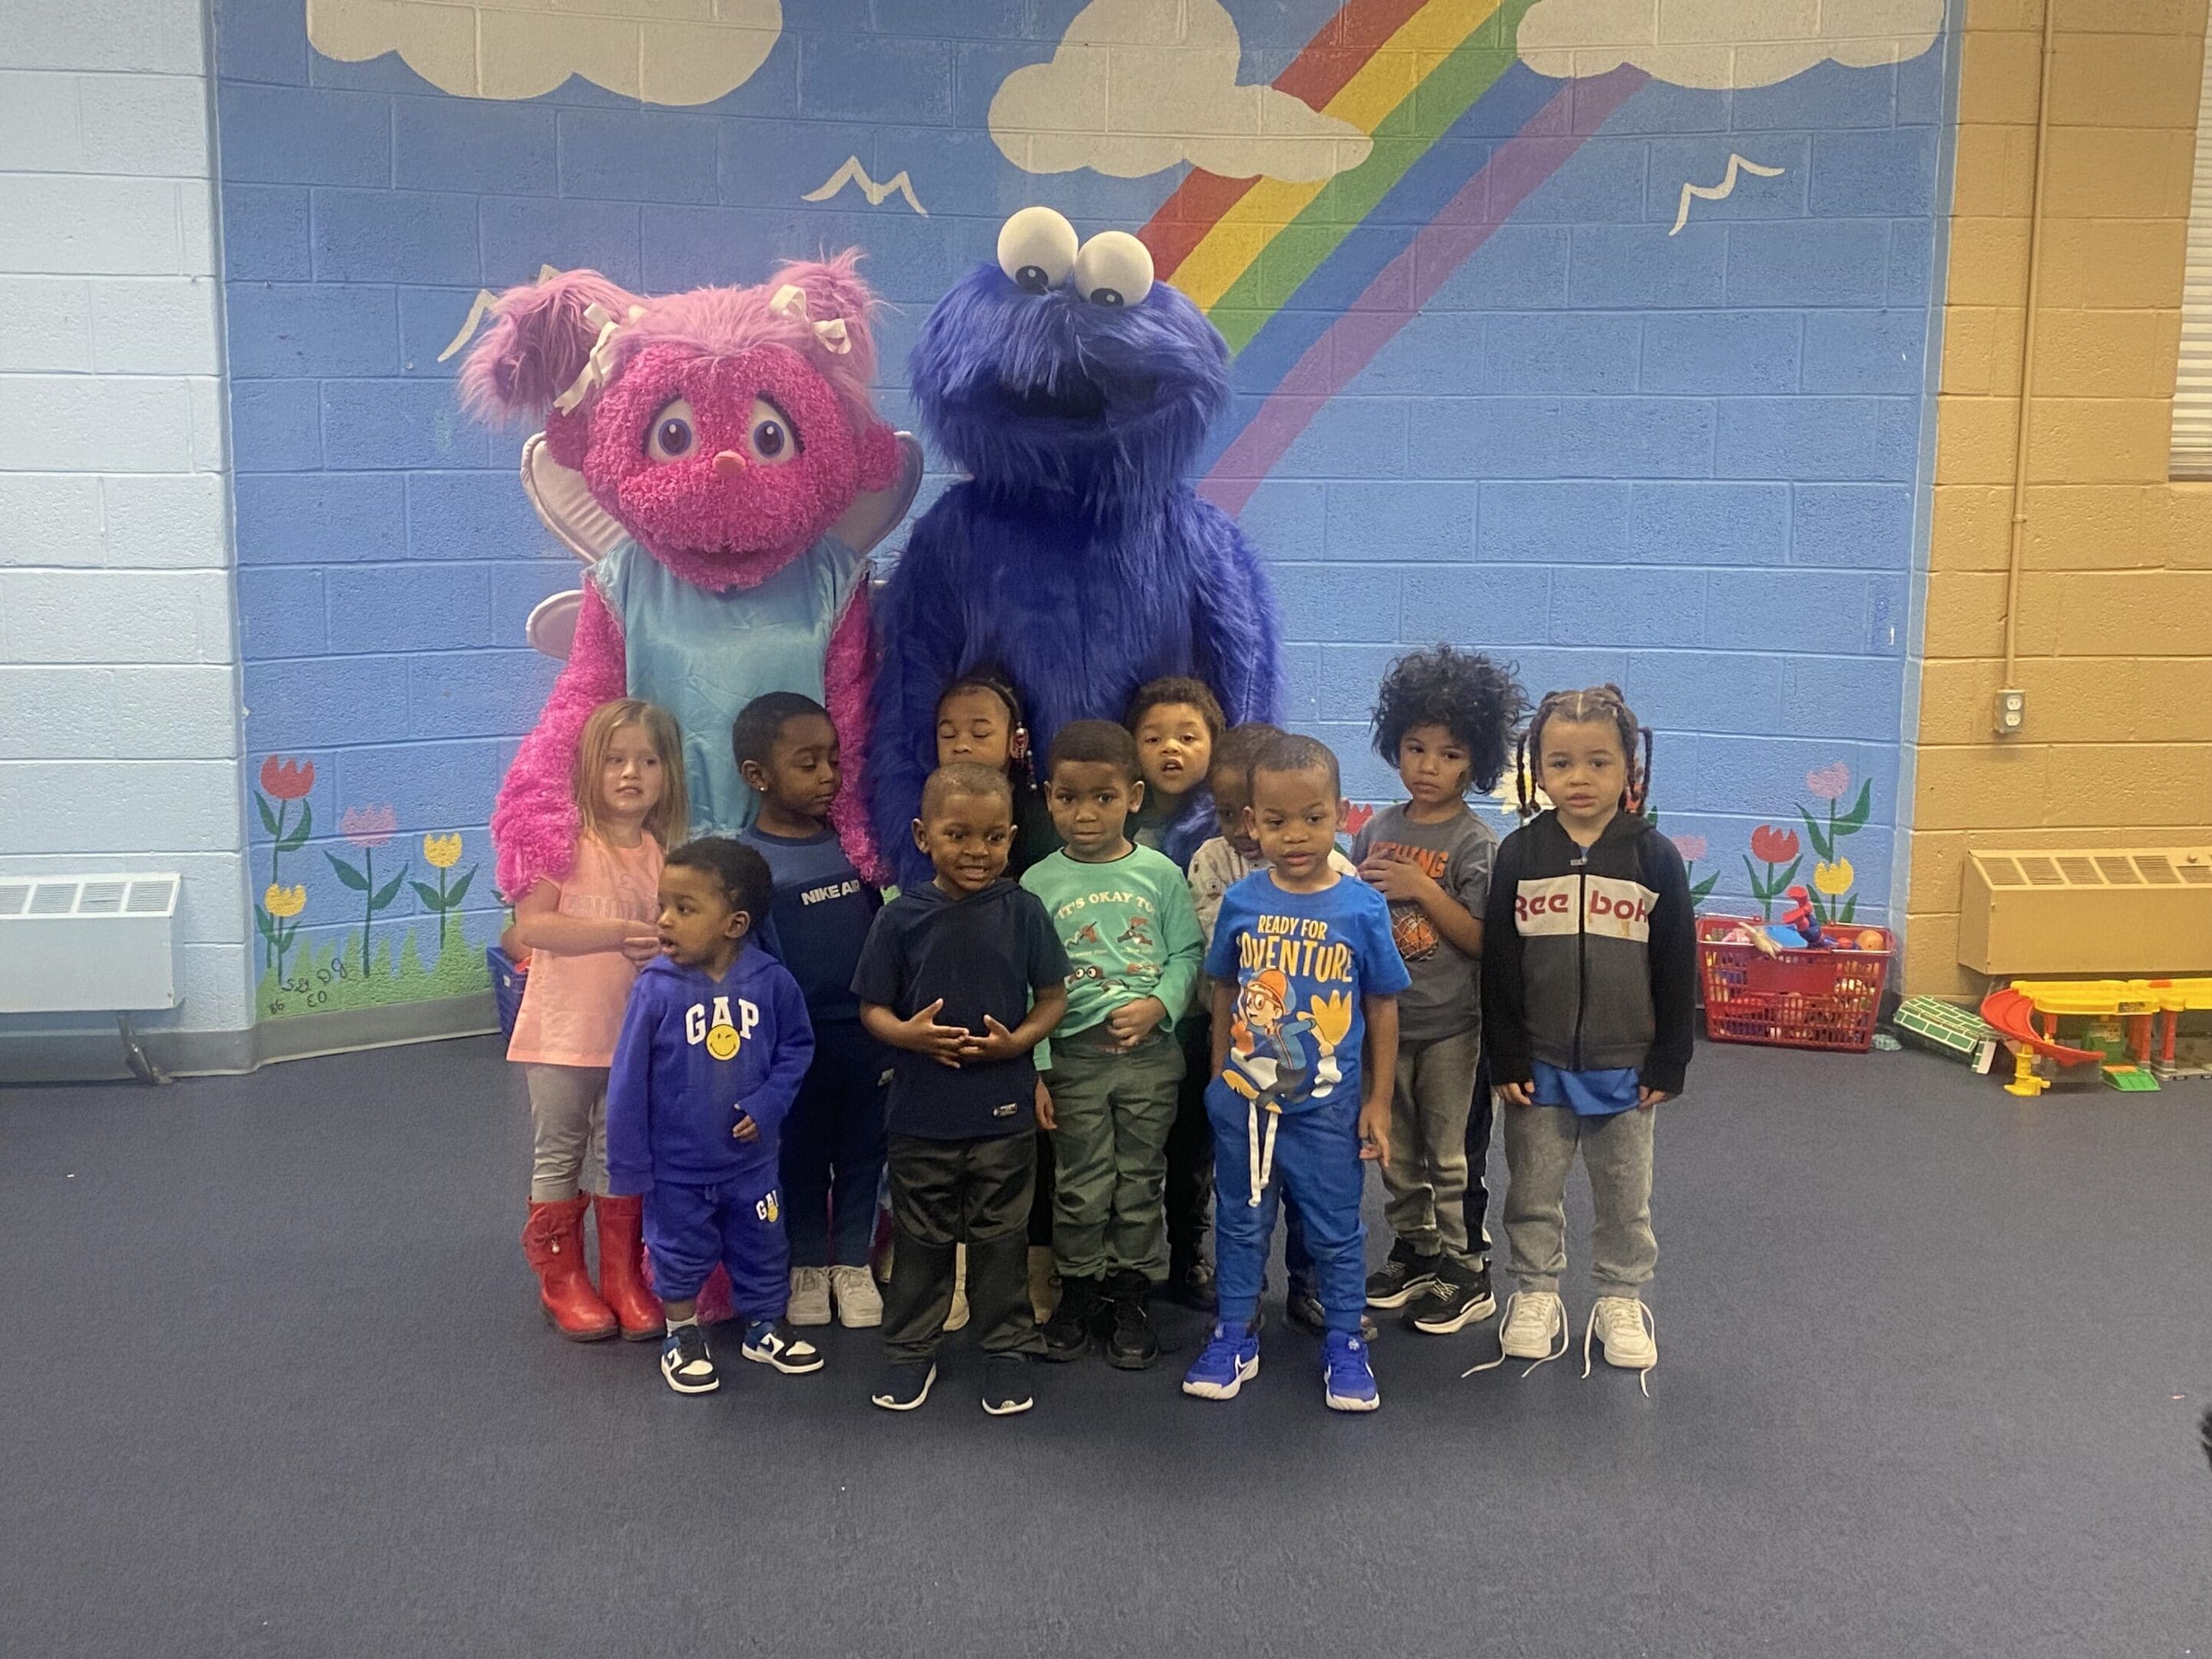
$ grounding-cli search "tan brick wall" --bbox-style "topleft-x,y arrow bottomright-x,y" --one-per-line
1909,0 -> 2212,996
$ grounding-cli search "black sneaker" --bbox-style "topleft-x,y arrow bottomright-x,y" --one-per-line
740,1318 -> 825,1374
1286,1279 -> 1378,1343
1406,1257 -> 1498,1335
1102,1272 -> 1160,1370
981,1352 -> 1035,1416
1365,1240 -> 1443,1309
1161,1257 -> 1218,1312
1038,1274 -> 1101,1362
660,1322 -> 719,1395
871,1360 -> 936,1411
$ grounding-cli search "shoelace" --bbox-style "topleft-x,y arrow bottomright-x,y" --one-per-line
1245,1098 -> 1280,1207
1582,1300 -> 1657,1398
1462,1293 -> 1568,1380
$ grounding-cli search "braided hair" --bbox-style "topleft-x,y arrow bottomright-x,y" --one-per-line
1515,684 -> 1654,820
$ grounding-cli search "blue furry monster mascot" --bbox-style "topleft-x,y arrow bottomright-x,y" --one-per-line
865,207 -> 1280,886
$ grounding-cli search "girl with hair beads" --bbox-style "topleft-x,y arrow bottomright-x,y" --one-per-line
1478,685 -> 1695,1389
508,699 -> 687,1343
935,671 -> 1058,878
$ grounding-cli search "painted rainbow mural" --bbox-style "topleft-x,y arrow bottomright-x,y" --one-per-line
1134,0 -> 1647,512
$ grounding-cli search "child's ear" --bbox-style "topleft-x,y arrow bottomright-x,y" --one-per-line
726,908 -> 752,942
1336,797 -> 1351,828
911,817 -> 928,853
738,757 -> 768,793
1128,777 -> 1145,812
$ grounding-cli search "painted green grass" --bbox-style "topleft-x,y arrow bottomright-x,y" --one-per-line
257,926 -> 489,1022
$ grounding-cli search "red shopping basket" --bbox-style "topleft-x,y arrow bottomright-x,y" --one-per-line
1697,915 -> 1892,1053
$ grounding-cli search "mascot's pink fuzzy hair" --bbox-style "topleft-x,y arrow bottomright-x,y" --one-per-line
464,252 -> 897,900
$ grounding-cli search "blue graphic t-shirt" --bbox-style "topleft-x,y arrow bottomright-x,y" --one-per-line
1203,872 -> 1410,1114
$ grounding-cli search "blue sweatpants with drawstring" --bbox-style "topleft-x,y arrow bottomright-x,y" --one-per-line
1207,1084 -> 1366,1336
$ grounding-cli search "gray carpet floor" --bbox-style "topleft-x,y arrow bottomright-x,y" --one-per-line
2,1035 -> 2207,1657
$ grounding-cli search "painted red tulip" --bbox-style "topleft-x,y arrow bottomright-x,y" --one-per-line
1806,762 -> 1851,801
260,756 -> 316,800
1750,825 -> 1800,863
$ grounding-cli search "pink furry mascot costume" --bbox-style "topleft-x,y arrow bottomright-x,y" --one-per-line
462,254 -> 915,903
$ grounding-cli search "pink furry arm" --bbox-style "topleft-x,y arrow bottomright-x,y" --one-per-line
825,584 -> 889,885
492,581 -> 628,902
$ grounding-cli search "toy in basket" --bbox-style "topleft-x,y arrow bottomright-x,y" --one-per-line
1697,914 -> 1893,1052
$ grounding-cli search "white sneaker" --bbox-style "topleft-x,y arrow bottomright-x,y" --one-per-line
830,1263 -> 882,1328
1498,1290 -> 1567,1359
945,1245 -> 971,1333
786,1266 -> 831,1327
1588,1295 -> 1657,1376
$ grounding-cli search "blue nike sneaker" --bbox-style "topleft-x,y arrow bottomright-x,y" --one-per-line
1322,1329 -> 1379,1412
1181,1320 -> 1260,1400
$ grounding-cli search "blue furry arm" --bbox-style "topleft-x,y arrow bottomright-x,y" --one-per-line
1181,494 -> 1281,727
866,498 -> 972,888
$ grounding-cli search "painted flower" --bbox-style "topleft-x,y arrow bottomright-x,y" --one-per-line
1343,803 -> 1376,836
1806,762 -> 1852,801
422,832 -> 463,869
1750,825 -> 1800,864
260,756 -> 316,800
340,804 -> 399,849
263,883 -> 306,919
1670,833 -> 1707,863
1813,858 -> 1855,896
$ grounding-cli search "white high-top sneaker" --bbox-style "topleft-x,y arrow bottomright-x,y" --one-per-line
830,1263 -> 883,1328
1498,1290 -> 1567,1359
786,1266 -> 832,1327
1588,1295 -> 1657,1372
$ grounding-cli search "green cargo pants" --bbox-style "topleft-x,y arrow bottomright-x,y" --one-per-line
1041,1022 -> 1185,1283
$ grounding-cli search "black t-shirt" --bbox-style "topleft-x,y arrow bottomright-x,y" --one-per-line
850,877 -> 1071,1139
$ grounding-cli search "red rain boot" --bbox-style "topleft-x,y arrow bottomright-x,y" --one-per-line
590,1192 -> 664,1341
522,1196 -> 617,1341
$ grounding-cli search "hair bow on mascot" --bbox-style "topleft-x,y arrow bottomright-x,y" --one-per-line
865,207 -> 1281,886
462,254 -> 920,902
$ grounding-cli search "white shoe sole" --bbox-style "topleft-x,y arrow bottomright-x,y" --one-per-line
787,1305 -> 833,1327
1325,1386 -> 1380,1412
1364,1275 -> 1438,1310
834,1298 -> 883,1329
661,1360 -> 720,1395
1411,1290 -> 1498,1335
871,1363 -> 937,1411
982,1389 -> 1034,1416
1182,1354 -> 1260,1399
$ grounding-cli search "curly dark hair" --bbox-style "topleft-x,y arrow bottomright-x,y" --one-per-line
663,836 -> 773,930
1369,645 -> 1528,794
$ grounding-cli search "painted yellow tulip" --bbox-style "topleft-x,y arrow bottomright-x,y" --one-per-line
423,832 -> 464,869
264,883 -> 307,919
1813,858 -> 1855,896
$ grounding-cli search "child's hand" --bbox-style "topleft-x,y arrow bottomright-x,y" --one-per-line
731,1110 -> 760,1142
893,998 -> 968,1068
1496,1079 -> 1535,1108
1358,853 -> 1435,903
959,1015 -> 1025,1064
1636,1087 -> 1673,1111
1356,1097 -> 1390,1167
1104,995 -> 1168,1048
1034,1078 -> 1056,1131
620,925 -> 662,964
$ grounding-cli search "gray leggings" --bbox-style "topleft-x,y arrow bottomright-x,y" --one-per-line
525,1064 -> 608,1201
1501,1101 -> 1655,1299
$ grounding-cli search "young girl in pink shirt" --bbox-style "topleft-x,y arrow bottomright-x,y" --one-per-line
508,699 -> 687,1341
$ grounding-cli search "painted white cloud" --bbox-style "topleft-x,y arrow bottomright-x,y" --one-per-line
1517,0 -> 1942,90
989,0 -> 1371,183
306,0 -> 781,106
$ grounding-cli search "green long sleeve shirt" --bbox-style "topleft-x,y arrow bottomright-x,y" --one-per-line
1020,845 -> 1206,1039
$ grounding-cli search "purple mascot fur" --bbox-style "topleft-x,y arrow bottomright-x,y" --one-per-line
866,207 -> 1280,884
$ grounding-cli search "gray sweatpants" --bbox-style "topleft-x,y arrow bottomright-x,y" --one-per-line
1380,1028 -> 1481,1260
525,1063 -> 608,1201
1500,1101 -> 1655,1299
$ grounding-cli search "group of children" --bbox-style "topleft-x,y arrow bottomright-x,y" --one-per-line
505,647 -> 1697,1416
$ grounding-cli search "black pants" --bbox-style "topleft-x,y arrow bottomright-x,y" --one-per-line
1027,1130 -> 1055,1247
882,1131 -> 1041,1365
1463,1050 -> 1494,1252
1163,1012 -> 1214,1269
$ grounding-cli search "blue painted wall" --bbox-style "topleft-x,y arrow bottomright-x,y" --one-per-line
214,0 -> 1954,1018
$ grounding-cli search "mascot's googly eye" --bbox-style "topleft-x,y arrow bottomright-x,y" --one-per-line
1073,232 -> 1154,309
646,398 -> 697,462
745,396 -> 800,466
997,206 -> 1078,294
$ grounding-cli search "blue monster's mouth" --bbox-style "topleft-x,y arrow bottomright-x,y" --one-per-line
995,374 -> 1107,422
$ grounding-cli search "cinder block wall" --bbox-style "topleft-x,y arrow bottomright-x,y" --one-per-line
1904,0 -> 2212,996
0,0 -> 253,1043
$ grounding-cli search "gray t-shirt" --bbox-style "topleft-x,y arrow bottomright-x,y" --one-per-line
1350,803 -> 1496,1044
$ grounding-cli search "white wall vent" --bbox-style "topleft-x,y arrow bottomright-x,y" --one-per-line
0,873 -> 181,1015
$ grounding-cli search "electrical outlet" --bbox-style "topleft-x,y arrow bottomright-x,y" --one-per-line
1993,687 -> 2025,736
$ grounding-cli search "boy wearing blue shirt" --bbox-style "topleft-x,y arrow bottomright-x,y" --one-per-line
1183,734 -> 1410,1413
607,837 -> 821,1396
735,692 -> 889,1333
853,763 -> 1070,1416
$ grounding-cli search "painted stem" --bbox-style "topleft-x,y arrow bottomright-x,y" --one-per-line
360,846 -> 375,979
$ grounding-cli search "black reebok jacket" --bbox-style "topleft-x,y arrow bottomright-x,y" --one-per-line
1480,809 -> 1697,1096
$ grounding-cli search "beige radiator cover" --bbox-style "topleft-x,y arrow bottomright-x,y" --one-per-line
1958,849 -> 2212,976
